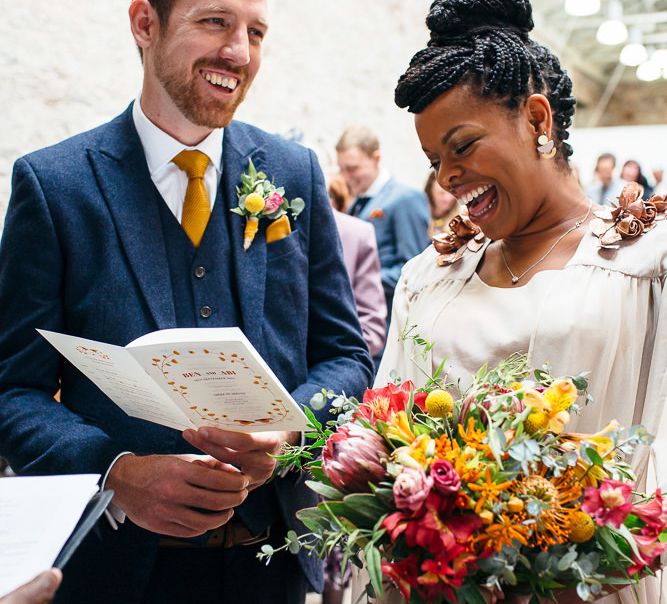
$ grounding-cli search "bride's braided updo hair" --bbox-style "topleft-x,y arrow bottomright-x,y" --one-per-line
395,0 -> 576,162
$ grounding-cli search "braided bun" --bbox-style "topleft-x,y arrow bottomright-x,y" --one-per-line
396,0 -> 576,161
427,0 -> 533,41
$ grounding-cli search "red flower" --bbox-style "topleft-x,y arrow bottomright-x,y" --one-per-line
321,422 -> 388,493
381,555 -> 420,601
418,548 -> 479,602
582,479 -> 633,528
632,490 -> 667,537
355,381 -> 422,426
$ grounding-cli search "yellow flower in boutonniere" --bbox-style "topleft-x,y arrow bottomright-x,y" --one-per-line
231,159 -> 305,250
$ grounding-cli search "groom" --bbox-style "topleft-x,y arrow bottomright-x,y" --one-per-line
0,1 -> 373,603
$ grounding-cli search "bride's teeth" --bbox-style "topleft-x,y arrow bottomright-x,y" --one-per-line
229,78 -> 238,90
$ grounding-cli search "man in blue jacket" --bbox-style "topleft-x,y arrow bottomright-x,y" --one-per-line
336,125 -> 431,316
0,1 -> 373,602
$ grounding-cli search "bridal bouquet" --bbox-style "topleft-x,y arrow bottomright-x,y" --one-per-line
262,356 -> 666,603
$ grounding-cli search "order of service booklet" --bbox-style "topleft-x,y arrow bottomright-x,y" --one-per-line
38,328 -> 309,433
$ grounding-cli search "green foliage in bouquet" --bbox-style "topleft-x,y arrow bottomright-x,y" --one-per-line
261,353 -> 663,604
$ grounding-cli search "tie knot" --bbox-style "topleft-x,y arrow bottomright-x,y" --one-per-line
172,150 -> 210,179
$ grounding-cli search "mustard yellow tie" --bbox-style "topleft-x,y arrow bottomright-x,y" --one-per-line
172,150 -> 211,247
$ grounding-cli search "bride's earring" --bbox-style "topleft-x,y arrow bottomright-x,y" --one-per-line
537,133 -> 557,159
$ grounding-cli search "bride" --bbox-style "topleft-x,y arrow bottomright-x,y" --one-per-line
353,0 -> 667,602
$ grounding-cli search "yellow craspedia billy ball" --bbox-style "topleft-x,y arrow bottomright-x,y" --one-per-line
568,511 -> 596,543
425,389 -> 454,418
524,411 -> 549,434
244,192 -> 266,214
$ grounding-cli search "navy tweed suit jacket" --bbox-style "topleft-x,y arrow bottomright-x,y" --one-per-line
0,105 -> 373,602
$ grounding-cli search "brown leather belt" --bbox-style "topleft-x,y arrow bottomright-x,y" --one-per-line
158,522 -> 271,549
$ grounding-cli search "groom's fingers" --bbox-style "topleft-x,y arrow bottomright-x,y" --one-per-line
183,428 -> 284,455
183,461 -> 249,493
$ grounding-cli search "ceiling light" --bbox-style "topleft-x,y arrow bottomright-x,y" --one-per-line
597,0 -> 628,46
651,49 -> 667,68
620,28 -> 647,66
636,60 -> 661,82
564,0 -> 600,17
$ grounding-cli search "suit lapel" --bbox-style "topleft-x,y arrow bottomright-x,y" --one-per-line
88,106 -> 176,330
222,122 -> 267,349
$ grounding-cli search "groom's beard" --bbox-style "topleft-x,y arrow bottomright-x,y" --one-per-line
154,53 -> 251,129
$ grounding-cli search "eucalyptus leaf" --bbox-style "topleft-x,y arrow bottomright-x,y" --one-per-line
305,480 -> 344,500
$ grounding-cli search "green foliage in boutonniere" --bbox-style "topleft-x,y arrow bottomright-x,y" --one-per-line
231,159 -> 305,250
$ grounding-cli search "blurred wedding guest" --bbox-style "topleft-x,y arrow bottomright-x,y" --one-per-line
424,171 -> 459,237
0,570 -> 61,604
621,159 -> 654,198
328,175 -> 387,358
336,126 -> 430,313
585,152 -> 627,206
652,167 -> 667,196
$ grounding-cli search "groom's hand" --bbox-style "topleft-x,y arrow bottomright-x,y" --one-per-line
106,454 -> 249,538
183,429 -> 300,491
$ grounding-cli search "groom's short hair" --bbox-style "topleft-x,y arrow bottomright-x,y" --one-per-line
148,0 -> 178,26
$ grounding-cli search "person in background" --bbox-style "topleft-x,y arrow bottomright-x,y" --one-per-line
585,152 -> 627,206
424,170 -> 459,237
652,167 -> 667,196
328,174 -> 386,359
0,570 -> 61,604
336,125 -> 430,314
621,159 -> 654,199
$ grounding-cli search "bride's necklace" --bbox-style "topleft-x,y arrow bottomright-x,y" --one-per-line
500,200 -> 593,285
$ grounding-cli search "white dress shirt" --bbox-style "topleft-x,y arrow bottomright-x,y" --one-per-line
102,98 -> 225,527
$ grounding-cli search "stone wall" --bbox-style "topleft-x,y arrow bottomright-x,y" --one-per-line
0,0 -> 433,225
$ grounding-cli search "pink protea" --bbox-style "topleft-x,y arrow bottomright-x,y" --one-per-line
322,422 -> 389,493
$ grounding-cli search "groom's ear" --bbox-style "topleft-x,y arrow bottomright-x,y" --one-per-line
129,0 -> 160,63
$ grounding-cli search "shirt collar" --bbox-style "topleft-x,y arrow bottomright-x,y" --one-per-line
132,97 -> 224,176
360,169 -> 391,199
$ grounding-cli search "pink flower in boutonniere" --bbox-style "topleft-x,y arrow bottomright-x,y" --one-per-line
231,159 -> 305,250
264,191 -> 285,214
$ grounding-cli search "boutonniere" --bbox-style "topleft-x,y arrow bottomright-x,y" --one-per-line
369,208 -> 385,220
432,210 -> 486,266
589,182 -> 661,249
231,159 -> 305,250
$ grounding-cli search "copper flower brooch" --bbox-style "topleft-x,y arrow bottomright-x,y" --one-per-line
590,182 -> 666,249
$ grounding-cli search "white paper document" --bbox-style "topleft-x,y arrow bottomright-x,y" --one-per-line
38,327 -> 309,433
0,474 -> 100,597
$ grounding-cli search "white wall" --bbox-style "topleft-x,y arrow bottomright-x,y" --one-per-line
0,0 -> 433,226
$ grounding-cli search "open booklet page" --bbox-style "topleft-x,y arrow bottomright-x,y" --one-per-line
38,328 -> 308,432
0,474 -> 100,597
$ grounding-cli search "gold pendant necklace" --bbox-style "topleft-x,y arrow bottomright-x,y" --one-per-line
500,200 -> 593,285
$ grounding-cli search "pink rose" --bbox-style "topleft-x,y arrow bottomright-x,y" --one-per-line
393,467 -> 432,513
264,191 -> 284,214
430,459 -> 461,495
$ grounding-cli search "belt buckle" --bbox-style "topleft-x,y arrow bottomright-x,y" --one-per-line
222,523 -> 271,548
